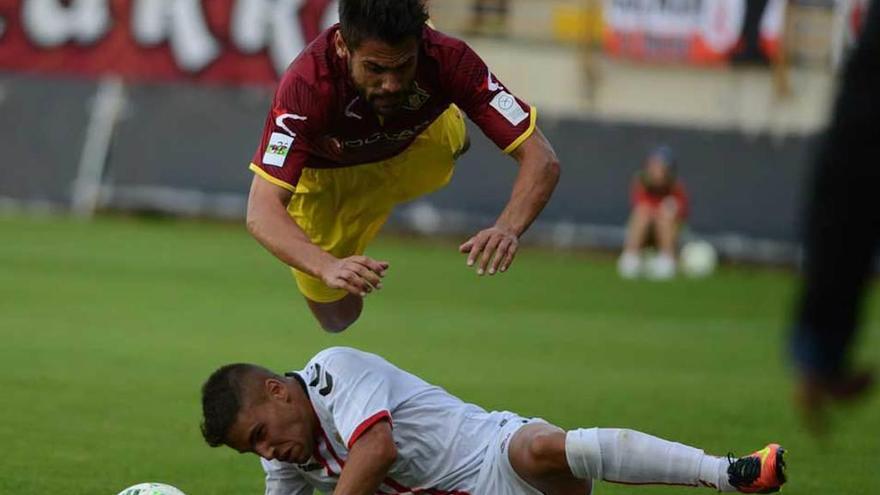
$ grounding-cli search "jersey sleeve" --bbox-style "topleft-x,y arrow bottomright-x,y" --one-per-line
446,43 -> 537,154
261,458 -> 313,495
305,348 -> 394,449
249,77 -> 324,192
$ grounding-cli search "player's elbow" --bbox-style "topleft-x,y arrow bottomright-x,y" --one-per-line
545,157 -> 561,186
375,435 -> 398,467
368,431 -> 398,468
245,209 -> 263,239
245,200 -> 273,241
535,157 -> 560,199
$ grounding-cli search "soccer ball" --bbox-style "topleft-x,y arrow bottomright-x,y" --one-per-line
680,241 -> 718,278
115,483 -> 186,495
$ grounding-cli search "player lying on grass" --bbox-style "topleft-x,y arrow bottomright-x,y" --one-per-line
245,0 -> 560,332
200,347 -> 786,495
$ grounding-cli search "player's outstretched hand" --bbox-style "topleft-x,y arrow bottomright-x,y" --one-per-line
459,226 -> 519,276
320,255 -> 389,297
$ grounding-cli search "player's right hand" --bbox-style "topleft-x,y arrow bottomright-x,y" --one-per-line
320,255 -> 389,297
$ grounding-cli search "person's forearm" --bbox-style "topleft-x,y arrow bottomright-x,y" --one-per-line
495,155 -> 560,236
246,201 -> 336,279
333,443 -> 395,495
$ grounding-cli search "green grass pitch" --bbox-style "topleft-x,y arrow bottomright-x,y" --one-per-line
1,215 -> 878,494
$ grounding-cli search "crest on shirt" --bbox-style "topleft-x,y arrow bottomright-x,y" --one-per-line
403,82 -> 430,111
262,132 -> 295,167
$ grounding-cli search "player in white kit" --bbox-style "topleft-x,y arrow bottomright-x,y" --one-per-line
200,347 -> 786,494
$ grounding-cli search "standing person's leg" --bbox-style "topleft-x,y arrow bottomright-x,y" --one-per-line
507,423 -> 786,494
791,0 -> 880,424
469,0 -> 489,33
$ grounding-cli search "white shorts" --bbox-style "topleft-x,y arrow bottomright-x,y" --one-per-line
474,413 -> 545,495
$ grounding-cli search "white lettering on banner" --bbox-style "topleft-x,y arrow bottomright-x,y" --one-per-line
759,0 -> 786,41
131,0 -> 221,72
22,0 -> 112,47
14,0 -> 338,77
606,0 -> 703,35
232,0 -> 339,75
699,0 -> 745,53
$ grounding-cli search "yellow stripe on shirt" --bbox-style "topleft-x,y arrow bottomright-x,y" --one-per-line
249,163 -> 297,193
503,107 -> 538,155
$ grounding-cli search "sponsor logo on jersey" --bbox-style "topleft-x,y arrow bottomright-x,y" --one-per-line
490,91 -> 528,126
275,113 -> 308,137
308,363 -> 334,396
336,118 -> 434,149
345,97 -> 363,120
262,132 -> 295,167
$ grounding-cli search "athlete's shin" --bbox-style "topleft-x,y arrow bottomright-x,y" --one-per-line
564,428 -> 735,492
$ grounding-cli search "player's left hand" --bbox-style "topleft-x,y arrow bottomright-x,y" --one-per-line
459,225 -> 519,276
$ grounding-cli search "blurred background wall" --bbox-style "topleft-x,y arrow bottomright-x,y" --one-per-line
0,0 -> 871,263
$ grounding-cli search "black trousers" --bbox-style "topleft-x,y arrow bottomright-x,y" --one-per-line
792,1 -> 880,376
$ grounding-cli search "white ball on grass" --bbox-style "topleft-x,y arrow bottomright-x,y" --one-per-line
116,483 -> 186,495
680,241 -> 718,278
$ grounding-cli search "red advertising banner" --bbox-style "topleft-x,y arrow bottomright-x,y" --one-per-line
603,0 -> 786,65
0,0 -> 338,85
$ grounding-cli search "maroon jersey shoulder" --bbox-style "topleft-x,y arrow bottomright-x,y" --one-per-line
249,25 -> 537,190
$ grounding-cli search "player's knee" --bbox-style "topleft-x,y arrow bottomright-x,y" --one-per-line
316,312 -> 359,333
307,295 -> 363,333
526,430 -> 566,465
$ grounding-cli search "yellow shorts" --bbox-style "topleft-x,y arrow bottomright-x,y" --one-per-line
287,105 -> 468,303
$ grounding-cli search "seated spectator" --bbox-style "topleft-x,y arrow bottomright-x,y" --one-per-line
618,146 -> 689,280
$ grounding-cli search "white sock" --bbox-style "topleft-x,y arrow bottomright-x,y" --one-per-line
565,428 -> 736,492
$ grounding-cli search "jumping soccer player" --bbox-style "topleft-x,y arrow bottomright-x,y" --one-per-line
245,0 -> 560,332
200,347 -> 787,495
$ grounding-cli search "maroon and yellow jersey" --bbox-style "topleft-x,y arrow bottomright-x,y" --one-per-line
250,24 -> 537,191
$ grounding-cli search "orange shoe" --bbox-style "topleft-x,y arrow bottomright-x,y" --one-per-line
727,443 -> 787,493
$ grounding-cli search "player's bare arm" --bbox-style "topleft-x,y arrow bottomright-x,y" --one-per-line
247,175 -> 389,297
459,127 -> 560,275
333,420 -> 397,495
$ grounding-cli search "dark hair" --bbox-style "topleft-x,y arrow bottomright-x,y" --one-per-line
200,363 -> 278,447
339,0 -> 429,49
648,145 -> 676,170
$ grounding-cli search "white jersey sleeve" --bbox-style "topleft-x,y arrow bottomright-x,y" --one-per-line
304,348 -> 396,449
261,458 -> 313,495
